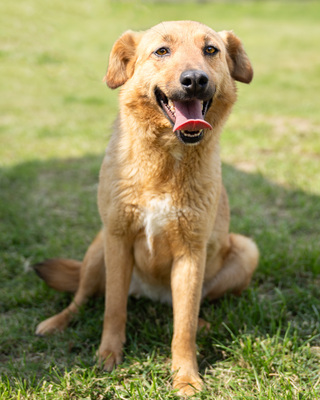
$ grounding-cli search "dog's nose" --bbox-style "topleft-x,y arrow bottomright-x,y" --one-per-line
180,70 -> 209,97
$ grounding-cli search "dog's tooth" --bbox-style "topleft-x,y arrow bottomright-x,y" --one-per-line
168,100 -> 175,112
181,130 -> 203,137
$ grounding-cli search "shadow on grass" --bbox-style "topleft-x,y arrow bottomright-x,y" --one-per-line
0,154 -> 319,384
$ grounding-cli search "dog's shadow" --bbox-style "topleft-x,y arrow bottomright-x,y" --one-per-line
0,154 -> 319,380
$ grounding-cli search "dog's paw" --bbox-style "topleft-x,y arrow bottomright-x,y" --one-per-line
97,347 -> 123,372
197,317 -> 211,333
173,372 -> 203,397
35,312 -> 69,335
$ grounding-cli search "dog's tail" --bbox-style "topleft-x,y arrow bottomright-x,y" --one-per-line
33,258 -> 81,293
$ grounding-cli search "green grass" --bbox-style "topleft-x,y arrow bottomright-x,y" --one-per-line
1,1 -> 320,399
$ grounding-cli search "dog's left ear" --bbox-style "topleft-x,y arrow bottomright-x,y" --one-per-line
104,30 -> 142,89
218,31 -> 253,84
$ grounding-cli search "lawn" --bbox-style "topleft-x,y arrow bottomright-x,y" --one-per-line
1,1 -> 320,399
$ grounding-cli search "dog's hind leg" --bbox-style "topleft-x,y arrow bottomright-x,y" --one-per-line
205,233 -> 259,301
35,231 -> 105,335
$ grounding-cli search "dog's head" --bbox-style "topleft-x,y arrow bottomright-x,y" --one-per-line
104,21 -> 253,146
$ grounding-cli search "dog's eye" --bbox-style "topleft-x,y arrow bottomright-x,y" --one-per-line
155,47 -> 170,56
204,46 -> 218,55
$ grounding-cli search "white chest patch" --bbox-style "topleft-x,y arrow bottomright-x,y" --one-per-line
143,194 -> 176,253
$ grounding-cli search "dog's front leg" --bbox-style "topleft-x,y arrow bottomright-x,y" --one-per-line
171,249 -> 206,396
98,230 -> 133,372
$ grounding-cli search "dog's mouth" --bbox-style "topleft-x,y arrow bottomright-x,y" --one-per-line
155,88 -> 213,145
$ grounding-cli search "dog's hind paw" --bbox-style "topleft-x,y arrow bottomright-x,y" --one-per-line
35,311 -> 69,335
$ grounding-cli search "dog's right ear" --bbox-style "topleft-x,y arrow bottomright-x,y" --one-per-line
218,30 -> 253,84
104,30 -> 142,89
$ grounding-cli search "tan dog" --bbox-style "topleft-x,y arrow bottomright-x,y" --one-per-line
34,21 -> 259,396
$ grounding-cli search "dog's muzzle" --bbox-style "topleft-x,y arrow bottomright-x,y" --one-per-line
155,70 -> 214,145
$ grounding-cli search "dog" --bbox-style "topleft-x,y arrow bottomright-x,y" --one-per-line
34,21 -> 259,396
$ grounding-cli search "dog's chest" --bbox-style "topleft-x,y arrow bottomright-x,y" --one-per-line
140,194 -> 177,252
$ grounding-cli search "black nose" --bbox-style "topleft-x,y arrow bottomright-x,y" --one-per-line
180,69 -> 209,97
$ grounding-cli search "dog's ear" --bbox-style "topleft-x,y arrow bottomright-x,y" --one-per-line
104,30 -> 142,89
218,31 -> 253,84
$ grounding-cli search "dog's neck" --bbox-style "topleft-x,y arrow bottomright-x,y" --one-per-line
104,91 -> 235,194
107,119 -> 221,193
117,87 -> 234,163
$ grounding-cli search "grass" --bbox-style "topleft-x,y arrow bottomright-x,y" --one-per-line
1,0 -> 320,398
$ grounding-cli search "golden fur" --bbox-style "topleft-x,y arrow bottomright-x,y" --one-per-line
34,21 -> 259,396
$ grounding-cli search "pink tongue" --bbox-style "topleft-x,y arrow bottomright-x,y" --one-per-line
173,100 -> 212,132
